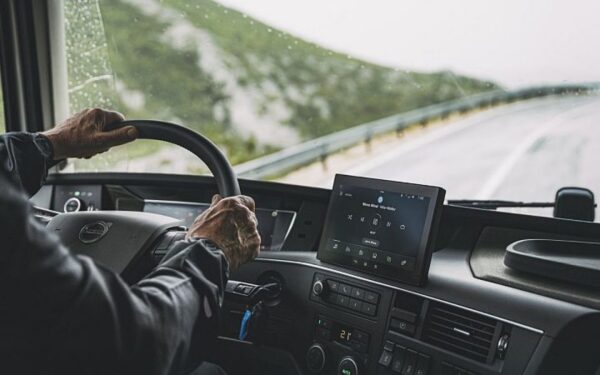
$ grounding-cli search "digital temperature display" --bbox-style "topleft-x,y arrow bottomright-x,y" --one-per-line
333,323 -> 355,343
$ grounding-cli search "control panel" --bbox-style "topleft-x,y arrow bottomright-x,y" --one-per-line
53,184 -> 102,212
303,269 -> 540,375
378,340 -> 431,375
310,273 -> 381,318
309,314 -> 370,375
315,315 -> 370,356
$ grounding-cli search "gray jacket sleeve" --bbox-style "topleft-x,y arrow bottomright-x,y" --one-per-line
0,133 -> 229,375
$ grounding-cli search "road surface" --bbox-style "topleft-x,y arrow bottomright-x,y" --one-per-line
281,94 -> 600,217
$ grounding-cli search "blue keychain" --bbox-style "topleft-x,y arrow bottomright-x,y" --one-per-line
238,309 -> 252,341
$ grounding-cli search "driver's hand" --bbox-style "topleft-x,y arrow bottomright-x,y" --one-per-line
187,194 -> 261,272
42,108 -> 138,160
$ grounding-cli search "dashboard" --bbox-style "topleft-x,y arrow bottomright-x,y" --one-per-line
143,200 -> 296,252
33,172 -> 600,375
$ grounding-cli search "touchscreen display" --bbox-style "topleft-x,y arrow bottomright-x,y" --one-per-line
317,175 -> 445,285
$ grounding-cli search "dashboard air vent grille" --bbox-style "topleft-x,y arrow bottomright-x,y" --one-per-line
423,302 -> 499,363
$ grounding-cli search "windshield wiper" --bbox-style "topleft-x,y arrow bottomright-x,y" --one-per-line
447,200 -> 555,210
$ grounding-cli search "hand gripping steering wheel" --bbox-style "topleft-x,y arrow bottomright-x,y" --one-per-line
46,120 -> 241,282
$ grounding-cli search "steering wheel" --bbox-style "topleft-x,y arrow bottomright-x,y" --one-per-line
46,120 -> 240,281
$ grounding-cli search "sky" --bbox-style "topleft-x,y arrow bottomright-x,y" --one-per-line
217,0 -> 600,88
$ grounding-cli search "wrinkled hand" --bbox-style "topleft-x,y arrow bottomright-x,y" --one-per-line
42,108 -> 138,160
188,195 -> 261,272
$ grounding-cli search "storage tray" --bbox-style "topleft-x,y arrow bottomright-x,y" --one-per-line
504,239 -> 600,288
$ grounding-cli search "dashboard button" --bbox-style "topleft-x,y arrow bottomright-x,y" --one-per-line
415,354 -> 430,375
356,248 -> 368,258
371,214 -> 382,227
378,350 -> 393,368
306,344 -> 326,373
338,356 -> 359,375
364,291 -> 380,304
316,316 -> 332,329
391,319 -> 416,336
327,280 -> 340,292
361,302 -> 377,316
401,350 -> 418,375
330,240 -> 341,252
336,294 -> 350,307
391,349 -> 406,373
312,280 -> 325,296
339,284 -> 353,296
349,298 -> 362,312
325,292 -> 339,304
383,341 -> 395,351
343,244 -> 354,256
384,254 -> 394,265
361,238 -> 380,247
398,256 -> 416,271
351,287 -> 365,299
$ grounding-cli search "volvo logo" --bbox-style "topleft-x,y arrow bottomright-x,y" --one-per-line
79,221 -> 111,244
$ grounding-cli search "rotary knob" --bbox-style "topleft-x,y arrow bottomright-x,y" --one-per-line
338,356 -> 359,375
64,197 -> 84,212
306,343 -> 326,373
312,280 -> 326,296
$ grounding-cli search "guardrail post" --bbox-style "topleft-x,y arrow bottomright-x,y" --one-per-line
396,122 -> 405,137
319,145 -> 328,171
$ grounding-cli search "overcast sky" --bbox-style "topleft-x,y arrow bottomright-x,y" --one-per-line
217,0 -> 600,88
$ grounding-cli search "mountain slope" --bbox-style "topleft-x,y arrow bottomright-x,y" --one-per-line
66,0 -> 497,166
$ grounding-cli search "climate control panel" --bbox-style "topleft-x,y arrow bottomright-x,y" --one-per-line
308,314 -> 369,375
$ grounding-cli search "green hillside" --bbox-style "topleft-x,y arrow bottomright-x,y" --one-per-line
65,0 -> 497,166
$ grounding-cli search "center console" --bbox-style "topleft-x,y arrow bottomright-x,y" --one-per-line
214,174 -> 543,375
299,175 -> 538,374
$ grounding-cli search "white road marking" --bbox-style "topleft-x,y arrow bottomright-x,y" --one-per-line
475,100 -> 600,199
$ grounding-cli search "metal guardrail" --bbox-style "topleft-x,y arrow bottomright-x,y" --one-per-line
234,83 -> 600,180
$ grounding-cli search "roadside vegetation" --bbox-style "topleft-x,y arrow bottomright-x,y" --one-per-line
64,0 -> 497,170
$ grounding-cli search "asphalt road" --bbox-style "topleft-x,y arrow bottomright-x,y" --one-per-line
334,94 -> 600,216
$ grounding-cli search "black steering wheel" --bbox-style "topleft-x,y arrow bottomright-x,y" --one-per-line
121,120 -> 240,196
46,120 -> 240,281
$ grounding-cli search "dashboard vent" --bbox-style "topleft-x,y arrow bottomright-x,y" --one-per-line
423,302 -> 500,363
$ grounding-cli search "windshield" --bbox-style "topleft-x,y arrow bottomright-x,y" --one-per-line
59,0 -> 600,209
